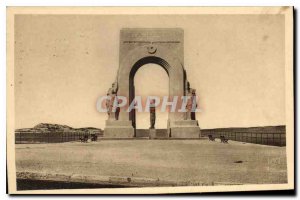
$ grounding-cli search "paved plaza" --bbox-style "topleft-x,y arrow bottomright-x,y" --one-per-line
16,139 -> 287,186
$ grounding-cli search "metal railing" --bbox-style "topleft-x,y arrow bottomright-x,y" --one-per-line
15,131 -> 102,144
202,131 -> 286,146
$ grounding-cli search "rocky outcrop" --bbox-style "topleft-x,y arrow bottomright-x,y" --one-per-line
16,123 -> 102,135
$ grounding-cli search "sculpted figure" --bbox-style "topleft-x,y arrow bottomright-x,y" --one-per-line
149,99 -> 156,129
106,82 -> 118,120
115,99 -> 122,120
185,81 -> 197,120
191,89 -> 197,120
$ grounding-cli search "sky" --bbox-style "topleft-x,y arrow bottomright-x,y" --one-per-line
14,14 -> 285,129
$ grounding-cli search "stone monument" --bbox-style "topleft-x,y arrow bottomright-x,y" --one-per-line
103,28 -> 201,138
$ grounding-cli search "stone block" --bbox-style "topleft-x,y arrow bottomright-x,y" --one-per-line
170,120 -> 201,138
104,120 -> 134,138
149,128 -> 169,139
149,129 -> 156,139
104,127 -> 134,138
170,126 -> 201,138
170,120 -> 199,127
136,129 -> 149,138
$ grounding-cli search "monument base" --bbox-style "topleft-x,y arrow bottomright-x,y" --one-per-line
149,129 -> 156,139
103,120 -> 201,139
170,120 -> 201,138
104,120 -> 134,138
149,128 -> 169,139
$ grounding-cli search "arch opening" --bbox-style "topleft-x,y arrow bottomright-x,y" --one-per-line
129,56 -> 170,129
133,63 -> 169,129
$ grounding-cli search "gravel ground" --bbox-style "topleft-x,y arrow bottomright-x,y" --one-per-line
15,139 -> 287,185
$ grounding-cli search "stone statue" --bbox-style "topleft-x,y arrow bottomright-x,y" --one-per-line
149,99 -> 156,129
186,81 -> 197,120
191,89 -> 197,120
106,82 -> 118,120
115,99 -> 122,120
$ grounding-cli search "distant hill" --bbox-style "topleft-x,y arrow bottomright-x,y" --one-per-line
16,123 -> 103,135
33,123 -> 73,131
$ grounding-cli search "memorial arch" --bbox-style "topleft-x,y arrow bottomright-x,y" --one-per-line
104,28 -> 201,138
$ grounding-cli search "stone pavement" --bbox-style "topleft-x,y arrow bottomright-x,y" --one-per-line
15,139 -> 287,186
